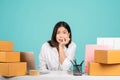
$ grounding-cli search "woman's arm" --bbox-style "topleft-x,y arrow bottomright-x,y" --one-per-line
58,37 -> 70,64
60,42 -> 76,70
59,45 -> 66,64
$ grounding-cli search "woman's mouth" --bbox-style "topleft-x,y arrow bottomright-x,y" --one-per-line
59,39 -> 63,42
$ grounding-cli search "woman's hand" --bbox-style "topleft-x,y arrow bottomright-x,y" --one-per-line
58,37 -> 70,47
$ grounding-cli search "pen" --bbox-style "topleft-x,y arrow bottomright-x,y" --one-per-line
73,59 -> 77,65
70,60 -> 74,65
80,60 -> 84,66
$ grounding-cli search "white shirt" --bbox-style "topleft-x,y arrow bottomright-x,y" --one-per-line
38,41 -> 76,72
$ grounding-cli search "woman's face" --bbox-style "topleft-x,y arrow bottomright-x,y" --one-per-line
56,26 -> 70,43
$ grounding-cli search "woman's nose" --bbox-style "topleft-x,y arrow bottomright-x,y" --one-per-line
59,34 -> 64,38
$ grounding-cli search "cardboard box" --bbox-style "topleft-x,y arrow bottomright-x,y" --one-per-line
84,45 -> 112,73
20,52 -> 36,74
0,41 -> 14,51
89,62 -> 120,76
95,50 -> 120,64
0,52 -> 20,62
0,62 -> 27,76
29,70 -> 40,76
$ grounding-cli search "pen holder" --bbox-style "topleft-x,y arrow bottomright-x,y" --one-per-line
73,65 -> 82,76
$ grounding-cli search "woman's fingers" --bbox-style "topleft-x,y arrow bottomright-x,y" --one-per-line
64,37 -> 70,44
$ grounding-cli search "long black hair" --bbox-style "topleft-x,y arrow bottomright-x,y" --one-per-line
48,21 -> 72,48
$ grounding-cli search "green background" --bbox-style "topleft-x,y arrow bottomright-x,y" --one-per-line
0,0 -> 120,69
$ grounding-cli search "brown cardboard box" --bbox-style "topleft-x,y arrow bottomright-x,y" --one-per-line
20,52 -> 36,74
94,50 -> 120,64
29,70 -> 40,76
89,62 -> 120,76
0,52 -> 20,62
0,41 -> 14,51
0,62 -> 27,76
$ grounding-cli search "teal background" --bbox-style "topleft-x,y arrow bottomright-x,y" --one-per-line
0,0 -> 120,69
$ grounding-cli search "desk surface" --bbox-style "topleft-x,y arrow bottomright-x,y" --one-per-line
1,71 -> 120,80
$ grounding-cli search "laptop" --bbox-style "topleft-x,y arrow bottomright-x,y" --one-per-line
20,52 -> 36,74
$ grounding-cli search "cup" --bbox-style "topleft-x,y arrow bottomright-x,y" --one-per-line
73,65 -> 82,76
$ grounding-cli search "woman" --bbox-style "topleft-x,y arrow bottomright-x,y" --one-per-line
39,21 -> 76,72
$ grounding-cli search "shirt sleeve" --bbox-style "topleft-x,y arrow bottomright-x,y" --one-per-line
61,42 -> 76,70
38,43 -> 49,72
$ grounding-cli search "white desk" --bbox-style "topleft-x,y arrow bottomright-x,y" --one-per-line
0,77 -> 6,80
1,71 -> 120,80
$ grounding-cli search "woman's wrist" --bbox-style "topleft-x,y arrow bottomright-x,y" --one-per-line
59,43 -> 64,48
58,44 -> 64,53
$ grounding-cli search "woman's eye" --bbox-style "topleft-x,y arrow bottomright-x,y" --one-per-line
57,31 -> 60,34
63,31 -> 67,34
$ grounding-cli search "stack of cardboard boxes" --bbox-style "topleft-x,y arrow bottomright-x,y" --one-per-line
89,50 -> 120,76
84,45 -> 112,74
0,41 -> 27,77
